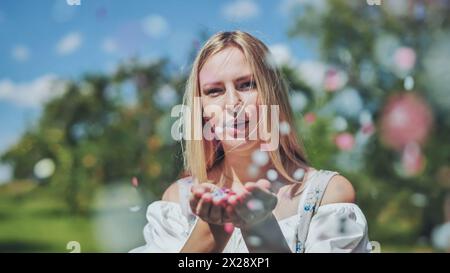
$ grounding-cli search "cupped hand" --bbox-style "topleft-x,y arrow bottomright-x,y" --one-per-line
224,179 -> 278,229
189,183 -> 231,225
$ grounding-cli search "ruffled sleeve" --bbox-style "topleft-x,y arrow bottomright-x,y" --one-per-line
129,201 -> 195,253
305,203 -> 371,253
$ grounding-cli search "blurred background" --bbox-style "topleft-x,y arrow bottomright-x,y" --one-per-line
0,0 -> 449,253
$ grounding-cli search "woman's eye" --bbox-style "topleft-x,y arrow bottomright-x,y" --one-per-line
238,80 -> 256,91
206,88 -> 223,96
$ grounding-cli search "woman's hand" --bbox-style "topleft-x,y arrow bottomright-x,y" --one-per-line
190,183 -> 231,225
187,181 -> 286,253
190,179 -> 278,229
225,179 -> 278,229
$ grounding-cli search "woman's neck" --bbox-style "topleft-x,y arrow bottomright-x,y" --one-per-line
220,148 -> 270,187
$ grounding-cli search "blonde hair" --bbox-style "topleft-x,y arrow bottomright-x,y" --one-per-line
182,30 -> 308,186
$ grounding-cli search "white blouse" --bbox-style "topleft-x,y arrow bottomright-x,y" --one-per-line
130,173 -> 372,253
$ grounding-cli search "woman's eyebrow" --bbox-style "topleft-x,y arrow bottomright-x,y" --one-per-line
201,74 -> 254,89
234,74 -> 253,82
202,81 -> 222,89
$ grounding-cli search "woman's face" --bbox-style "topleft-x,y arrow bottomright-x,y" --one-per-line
199,46 -> 260,153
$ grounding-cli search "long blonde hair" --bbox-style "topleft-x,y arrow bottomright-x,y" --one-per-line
182,30 -> 308,185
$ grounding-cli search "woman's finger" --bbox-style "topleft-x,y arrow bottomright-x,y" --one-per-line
245,179 -> 271,195
191,185 -> 206,198
209,201 -> 224,224
233,191 -> 255,219
201,183 -> 219,193
225,205 -> 242,227
192,183 -> 217,196
196,193 -> 212,218
244,180 -> 277,210
222,210 -> 233,223
189,192 -> 201,213
256,179 -> 271,190
190,184 -> 210,211
227,195 -> 239,206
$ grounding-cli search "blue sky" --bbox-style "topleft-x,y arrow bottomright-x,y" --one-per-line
0,0 -> 316,181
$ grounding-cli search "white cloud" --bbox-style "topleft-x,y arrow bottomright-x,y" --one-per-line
11,45 -> 30,62
222,0 -> 260,22
56,32 -> 82,55
101,38 -> 118,54
0,74 -> 66,108
279,0 -> 328,15
142,14 -> 169,38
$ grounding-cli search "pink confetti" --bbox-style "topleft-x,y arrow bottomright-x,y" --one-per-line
304,112 -> 316,124
224,223 -> 234,234
324,68 -> 347,92
380,93 -> 433,151
362,123 -> 375,135
335,133 -> 355,151
401,142 -> 425,176
394,47 -> 416,71
131,176 -> 139,188
247,199 -> 264,212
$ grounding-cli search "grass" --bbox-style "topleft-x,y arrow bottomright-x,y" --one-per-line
0,180 -> 100,252
0,180 -> 148,253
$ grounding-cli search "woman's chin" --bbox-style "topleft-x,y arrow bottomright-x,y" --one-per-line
221,138 -> 260,153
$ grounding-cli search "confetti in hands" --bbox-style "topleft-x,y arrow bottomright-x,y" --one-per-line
189,179 -> 277,230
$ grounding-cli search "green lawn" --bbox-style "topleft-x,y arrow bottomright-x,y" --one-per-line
0,181 -> 99,252
0,180 -> 147,253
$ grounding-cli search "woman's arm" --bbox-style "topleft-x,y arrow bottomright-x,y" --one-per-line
226,180 -> 291,253
240,213 -> 291,253
180,219 -> 231,253
238,175 -> 356,253
163,182 -> 232,253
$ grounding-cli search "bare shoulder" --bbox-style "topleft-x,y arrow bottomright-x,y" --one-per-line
321,175 -> 356,205
162,181 -> 180,203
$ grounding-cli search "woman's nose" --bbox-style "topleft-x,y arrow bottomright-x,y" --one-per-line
224,87 -> 241,108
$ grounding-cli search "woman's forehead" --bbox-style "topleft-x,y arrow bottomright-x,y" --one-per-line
199,47 -> 253,86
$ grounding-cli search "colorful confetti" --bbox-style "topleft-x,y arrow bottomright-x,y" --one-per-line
34,158 -> 56,180
247,164 -> 260,178
266,169 -> 278,181
293,168 -> 305,181
279,121 -> 291,135
335,133 -> 355,151
247,198 -> 264,212
131,176 -> 139,188
247,235 -> 262,247
129,205 -> 141,212
332,116 -> 348,132
224,223 -> 234,234
251,150 -> 269,167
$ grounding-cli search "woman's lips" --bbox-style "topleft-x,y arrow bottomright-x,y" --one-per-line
224,119 -> 249,136
224,118 -> 248,128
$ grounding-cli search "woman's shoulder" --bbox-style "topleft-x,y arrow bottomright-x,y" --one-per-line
309,169 -> 356,206
146,176 -> 195,222
321,173 -> 356,205
162,176 -> 193,203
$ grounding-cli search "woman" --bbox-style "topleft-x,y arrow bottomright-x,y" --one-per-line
131,31 -> 371,253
